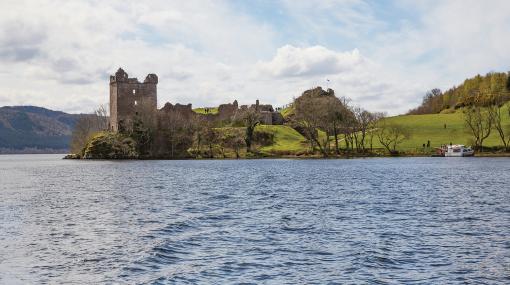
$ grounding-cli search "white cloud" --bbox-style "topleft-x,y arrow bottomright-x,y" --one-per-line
0,0 -> 509,115
370,0 -> 510,92
0,0 -> 275,112
253,44 -> 423,114
256,45 -> 364,77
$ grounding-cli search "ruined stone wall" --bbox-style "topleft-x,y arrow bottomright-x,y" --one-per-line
250,104 -> 274,112
109,68 -> 158,132
259,112 -> 273,125
271,112 -> 284,125
159,102 -> 195,120
109,69 -> 284,131
216,100 -> 238,121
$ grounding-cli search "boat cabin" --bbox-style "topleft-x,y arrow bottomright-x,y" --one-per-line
445,145 -> 474,157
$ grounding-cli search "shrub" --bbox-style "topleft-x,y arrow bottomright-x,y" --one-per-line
83,132 -> 138,159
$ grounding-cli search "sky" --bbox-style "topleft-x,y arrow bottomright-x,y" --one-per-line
0,0 -> 509,115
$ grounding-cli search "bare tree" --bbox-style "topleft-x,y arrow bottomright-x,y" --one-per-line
70,104 -> 109,156
325,98 -> 350,154
376,119 -> 411,153
338,109 -> 356,152
226,133 -> 245,158
156,111 -> 194,158
293,92 -> 344,157
353,107 -> 377,152
202,123 -> 218,158
70,115 -> 96,155
367,112 -> 385,152
330,110 -> 344,155
191,116 -> 209,157
489,95 -> 510,150
93,104 -> 109,131
463,105 -> 493,151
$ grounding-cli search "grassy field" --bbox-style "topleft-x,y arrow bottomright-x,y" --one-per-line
275,105 -> 510,151
193,107 -> 218,114
256,125 -> 308,154
384,107 -> 510,150
213,105 -> 510,155
260,107 -> 510,154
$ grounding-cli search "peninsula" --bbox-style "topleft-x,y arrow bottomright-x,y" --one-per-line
66,69 -> 510,159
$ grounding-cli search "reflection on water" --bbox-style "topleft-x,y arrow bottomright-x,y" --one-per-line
1,155 -> 509,284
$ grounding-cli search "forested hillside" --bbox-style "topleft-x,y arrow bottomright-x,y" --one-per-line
0,106 -> 80,153
408,72 -> 510,115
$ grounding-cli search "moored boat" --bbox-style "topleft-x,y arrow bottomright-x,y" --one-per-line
444,144 -> 474,157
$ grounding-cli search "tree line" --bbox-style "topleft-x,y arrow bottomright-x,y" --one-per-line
409,72 -> 510,115
70,104 -> 276,158
70,87 -> 412,158
463,92 -> 510,151
290,87 -> 410,157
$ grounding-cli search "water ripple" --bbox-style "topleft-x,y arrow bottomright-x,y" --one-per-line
0,155 -> 509,284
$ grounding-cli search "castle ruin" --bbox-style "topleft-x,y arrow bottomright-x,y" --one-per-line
109,68 -> 283,131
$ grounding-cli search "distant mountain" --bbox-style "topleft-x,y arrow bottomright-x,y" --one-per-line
0,106 -> 81,153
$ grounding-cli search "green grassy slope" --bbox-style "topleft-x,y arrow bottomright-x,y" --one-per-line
256,125 -> 308,154
279,106 -> 294,118
261,106 -> 510,154
214,104 -> 510,155
384,107 -> 510,150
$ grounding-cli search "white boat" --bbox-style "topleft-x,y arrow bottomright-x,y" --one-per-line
444,144 -> 474,157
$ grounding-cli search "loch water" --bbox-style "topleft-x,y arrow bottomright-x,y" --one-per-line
0,155 -> 509,284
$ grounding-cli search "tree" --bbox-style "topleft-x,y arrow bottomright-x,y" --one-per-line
330,109 -> 344,154
340,112 -> 356,152
227,135 -> 245,158
70,115 -> 96,155
489,95 -> 510,150
408,88 -> 442,114
233,108 -> 261,152
191,116 -> 209,157
219,128 -> 245,158
463,105 -> 493,151
130,101 -> 157,156
202,123 -> 218,158
131,117 -> 153,156
367,112 -> 385,152
353,107 -> 377,152
293,88 -> 345,157
326,97 -> 350,154
70,105 -> 109,156
376,119 -> 411,153
93,104 -> 109,131
408,72 -> 510,115
155,111 -> 194,158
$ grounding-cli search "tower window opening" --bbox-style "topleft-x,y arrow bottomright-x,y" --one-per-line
134,100 -> 138,106
133,89 -> 136,95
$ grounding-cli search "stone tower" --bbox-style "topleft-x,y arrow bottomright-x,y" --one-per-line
109,68 -> 158,132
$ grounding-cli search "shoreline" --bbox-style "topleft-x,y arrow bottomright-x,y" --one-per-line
62,151 -> 510,160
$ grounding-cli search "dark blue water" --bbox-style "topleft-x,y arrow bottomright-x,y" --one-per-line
1,155 -> 509,284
